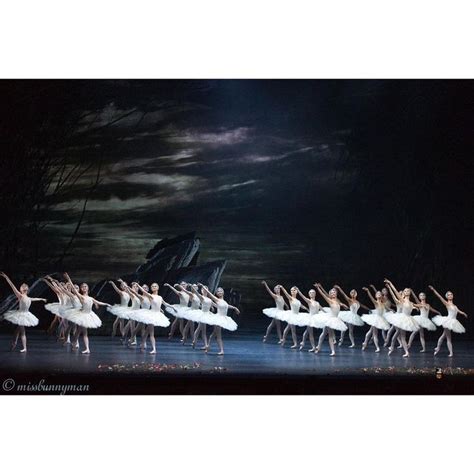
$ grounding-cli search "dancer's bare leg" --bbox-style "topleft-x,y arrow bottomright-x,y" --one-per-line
434,329 -> 446,355
388,328 -> 400,355
19,326 -> 27,352
215,326 -> 224,355
206,327 -> 215,352
445,329 -> 453,357
290,325 -> 298,348
382,329 -> 387,341
373,328 -> 380,352
399,330 -> 409,357
362,327 -> 373,350
384,325 -> 395,346
11,327 -> 20,351
338,330 -> 345,346
281,324 -> 290,346
179,319 -> 185,339
264,319 -> 277,342
328,329 -> 336,356
315,327 -> 328,353
147,325 -> 156,354
82,328 -> 90,354
73,326 -> 82,351
408,329 -> 417,349
348,324 -> 356,348
168,317 -> 179,338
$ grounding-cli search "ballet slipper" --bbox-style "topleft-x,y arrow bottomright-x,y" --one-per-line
218,351 -> 224,355
299,342 -> 304,350
338,340 -> 343,347
149,350 -> 156,354
262,336 -> 267,343
403,352 -> 409,358
375,348 -> 380,353
20,348 -> 27,353
349,344 -> 355,348
81,349 -> 90,354
448,352 -> 453,357
420,348 -> 425,353
434,347 -> 440,356
330,351 -> 336,356
10,342 -> 17,351
388,348 -> 394,355
362,343 -> 367,351
397,344 -> 403,349
308,347 -> 316,352
290,344 -> 298,349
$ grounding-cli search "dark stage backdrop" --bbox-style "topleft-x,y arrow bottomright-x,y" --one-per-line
0,80 -> 472,333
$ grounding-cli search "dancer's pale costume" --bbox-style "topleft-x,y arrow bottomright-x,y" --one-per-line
196,296 -> 214,325
413,305 -> 437,331
60,295 -> 81,321
44,293 -> 65,316
307,300 -> 328,329
433,305 -> 465,333
390,301 -> 419,332
209,299 -> 237,331
107,291 -> 131,318
182,295 -> 202,322
131,295 -> 170,327
339,302 -> 364,327
384,302 -> 401,326
262,295 -> 287,322
323,302 -> 348,332
166,291 -> 190,318
65,296 -> 102,329
124,294 -> 142,321
281,299 -> 307,326
361,305 -> 390,330
3,295 -> 39,327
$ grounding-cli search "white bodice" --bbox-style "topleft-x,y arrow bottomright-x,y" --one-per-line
216,299 -> 228,316
446,305 -> 458,320
19,295 -> 32,312
374,304 -> 385,316
120,291 -> 130,306
309,300 -> 320,315
327,301 -> 340,318
190,295 -> 201,310
396,303 -> 402,313
275,295 -> 285,311
179,291 -> 190,306
290,298 -> 301,314
401,300 -> 413,316
81,296 -> 94,313
419,305 -> 430,318
130,294 -> 141,310
71,295 -> 82,309
141,298 -> 151,310
201,296 -> 212,313
150,294 -> 163,312
350,302 -> 360,313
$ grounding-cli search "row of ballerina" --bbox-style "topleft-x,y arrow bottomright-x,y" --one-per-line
261,279 -> 468,357
0,271 -> 240,354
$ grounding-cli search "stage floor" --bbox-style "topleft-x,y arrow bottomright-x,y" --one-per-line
1,330 -> 473,394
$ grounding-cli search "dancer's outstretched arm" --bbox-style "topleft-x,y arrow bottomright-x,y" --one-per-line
333,285 -> 350,304
64,273 -> 86,304
428,305 -> 442,315
108,281 -> 123,296
192,285 -> 205,302
278,285 -> 293,305
296,288 -> 311,304
136,284 -> 153,301
228,304 -> 241,315
164,283 -> 182,297
369,284 -> 378,293
384,278 -> 401,297
0,272 -> 22,299
314,283 -> 332,306
411,290 -> 421,304
428,285 -> 448,307
41,277 -> 62,297
202,287 -> 219,304
262,281 -> 278,299
458,309 -> 468,318
385,284 -> 401,305
92,298 -> 111,308
362,287 -> 377,307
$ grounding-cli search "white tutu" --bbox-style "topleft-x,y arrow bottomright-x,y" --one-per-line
262,307 -> 287,322
196,310 -> 214,325
339,310 -> 364,326
166,304 -> 188,319
391,314 -> 419,332
3,310 -> 39,327
442,318 -> 465,333
308,313 -> 329,329
413,315 -> 437,331
384,311 -> 399,326
107,304 -> 131,319
361,313 -> 390,330
181,307 -> 203,323
209,314 -> 238,331
131,309 -> 170,327
65,309 -> 102,329
280,310 -> 303,325
324,316 -> 348,331
45,302 -> 62,316
432,315 -> 446,327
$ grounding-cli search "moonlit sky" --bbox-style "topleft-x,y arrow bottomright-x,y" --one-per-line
37,80 -> 473,315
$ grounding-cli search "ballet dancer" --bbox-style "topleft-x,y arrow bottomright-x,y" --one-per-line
360,287 -> 390,352
164,282 -> 190,340
179,284 -> 201,345
107,280 -> 131,338
407,291 -> 440,352
42,276 -> 64,336
130,283 -> 173,354
58,280 -> 81,346
119,280 -> 143,345
372,285 -> 392,342
63,273 -> 110,354
191,284 -> 212,349
203,286 -> 240,355
384,279 -> 419,357
0,272 -> 47,352
298,288 -> 327,352
261,281 -> 288,343
279,285 -> 307,349
430,286 -> 468,357
334,285 -> 368,347
313,283 -> 348,356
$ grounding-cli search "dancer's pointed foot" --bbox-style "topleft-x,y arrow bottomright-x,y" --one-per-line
338,340 -> 343,347
149,350 -> 156,354
10,342 -> 17,351
349,344 -> 355,348
290,344 -> 298,349
448,352 -> 453,357
299,342 -> 304,351
218,351 -> 224,355
362,343 -> 367,351
308,347 -> 316,352
420,348 -> 425,353
375,348 -> 380,353
204,345 -> 209,353
330,351 -> 336,356
434,347 -> 440,356
81,349 -> 90,354
403,352 -> 409,358
314,347 -> 320,354
388,347 -> 394,355
262,336 -> 267,343
20,348 -> 27,353
397,344 -> 403,349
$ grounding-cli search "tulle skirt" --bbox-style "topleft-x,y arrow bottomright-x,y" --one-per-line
65,309 -> 102,329
58,305 -> 74,318
391,314 -> 419,332
280,310 -> 304,325
197,310 -> 214,326
3,310 -> 39,327
262,307 -> 287,322
181,308 -> 203,323
384,311 -> 399,326
107,304 -> 131,319
45,302 -> 62,316
413,315 -> 437,331
361,313 -> 390,330
339,310 -> 365,326
211,314 -> 237,331
166,304 -> 189,319
433,316 -> 465,334
308,313 -> 329,329
131,309 -> 170,327
324,316 -> 348,331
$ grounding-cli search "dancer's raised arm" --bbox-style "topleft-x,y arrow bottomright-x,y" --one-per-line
411,290 -> 421,304
296,288 -> 311,304
384,278 -> 401,297
41,277 -> 62,297
202,287 -> 219,304
333,285 -> 351,304
164,283 -> 182,297
428,285 -> 449,307
262,281 -> 278,299
314,283 -> 332,306
362,287 -> 377,306
278,285 -> 292,302
64,273 -> 85,303
385,283 -> 401,305
192,285 -> 205,302
108,280 -> 123,295
0,272 -> 22,298
91,298 -> 111,308
369,284 -> 378,293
